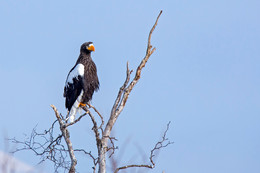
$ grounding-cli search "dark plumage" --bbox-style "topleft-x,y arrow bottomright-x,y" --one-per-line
64,42 -> 99,122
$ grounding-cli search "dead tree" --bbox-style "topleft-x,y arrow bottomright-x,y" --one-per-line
10,10 -> 173,173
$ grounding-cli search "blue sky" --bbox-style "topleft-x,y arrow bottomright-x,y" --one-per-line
0,0 -> 260,173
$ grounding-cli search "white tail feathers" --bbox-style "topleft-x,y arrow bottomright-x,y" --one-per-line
69,106 -> 77,122
69,90 -> 84,122
69,106 -> 83,122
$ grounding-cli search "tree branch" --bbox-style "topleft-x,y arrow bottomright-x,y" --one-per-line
10,119 -> 71,172
74,149 -> 98,172
98,10 -> 163,173
65,112 -> 87,128
82,107 -> 101,147
114,164 -> 153,173
114,121 -> 173,173
104,10 -> 163,137
87,103 -> 104,130
50,105 -> 77,173
111,62 -> 133,117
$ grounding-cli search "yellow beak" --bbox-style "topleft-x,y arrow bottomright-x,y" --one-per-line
87,44 -> 95,51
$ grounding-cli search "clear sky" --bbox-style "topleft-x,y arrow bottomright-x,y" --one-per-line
0,0 -> 260,173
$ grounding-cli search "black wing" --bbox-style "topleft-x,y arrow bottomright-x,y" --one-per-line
64,75 -> 84,111
64,63 -> 85,110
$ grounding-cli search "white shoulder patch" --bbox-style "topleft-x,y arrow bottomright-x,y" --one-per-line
66,63 -> 84,84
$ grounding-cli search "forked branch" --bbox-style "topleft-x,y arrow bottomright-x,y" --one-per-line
114,122 -> 173,173
104,9 -> 163,143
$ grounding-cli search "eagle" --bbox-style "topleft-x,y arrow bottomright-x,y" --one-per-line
64,42 -> 99,122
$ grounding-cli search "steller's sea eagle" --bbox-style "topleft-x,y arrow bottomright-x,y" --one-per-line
64,42 -> 99,122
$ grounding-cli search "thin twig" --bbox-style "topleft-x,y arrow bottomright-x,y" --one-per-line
111,62 -> 133,117
114,121 -> 173,173
114,164 -> 153,173
149,121 -> 173,167
10,118 -> 71,172
103,136 -> 118,158
87,103 -> 104,130
65,112 -> 88,128
74,149 -> 98,170
82,107 -> 101,143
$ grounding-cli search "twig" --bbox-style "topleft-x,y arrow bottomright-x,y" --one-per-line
114,121 -> 173,173
111,62 -> 133,117
103,136 -> 118,158
65,112 -> 88,128
114,164 -> 153,173
9,119 -> 71,172
87,103 -> 104,130
74,149 -> 98,172
82,107 -> 101,144
149,121 -> 173,167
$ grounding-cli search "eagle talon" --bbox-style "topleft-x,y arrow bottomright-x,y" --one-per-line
78,103 -> 87,107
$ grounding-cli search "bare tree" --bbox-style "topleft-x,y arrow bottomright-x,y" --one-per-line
10,10 -> 173,173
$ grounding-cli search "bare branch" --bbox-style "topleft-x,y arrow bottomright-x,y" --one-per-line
10,104 -> 94,172
9,120 -> 70,172
149,121 -> 173,167
51,105 -> 77,173
111,62 -> 133,117
97,10 -> 163,173
114,164 -> 153,173
87,103 -> 104,130
74,149 -> 98,172
82,107 -> 101,145
147,10 -> 162,55
114,121 -> 173,173
104,10 -> 163,138
103,136 -> 118,158
65,112 -> 87,128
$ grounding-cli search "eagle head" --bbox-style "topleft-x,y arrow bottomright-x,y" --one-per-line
80,42 -> 95,53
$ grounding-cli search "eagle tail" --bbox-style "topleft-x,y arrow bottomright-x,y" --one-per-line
69,105 -> 78,122
68,90 -> 84,122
